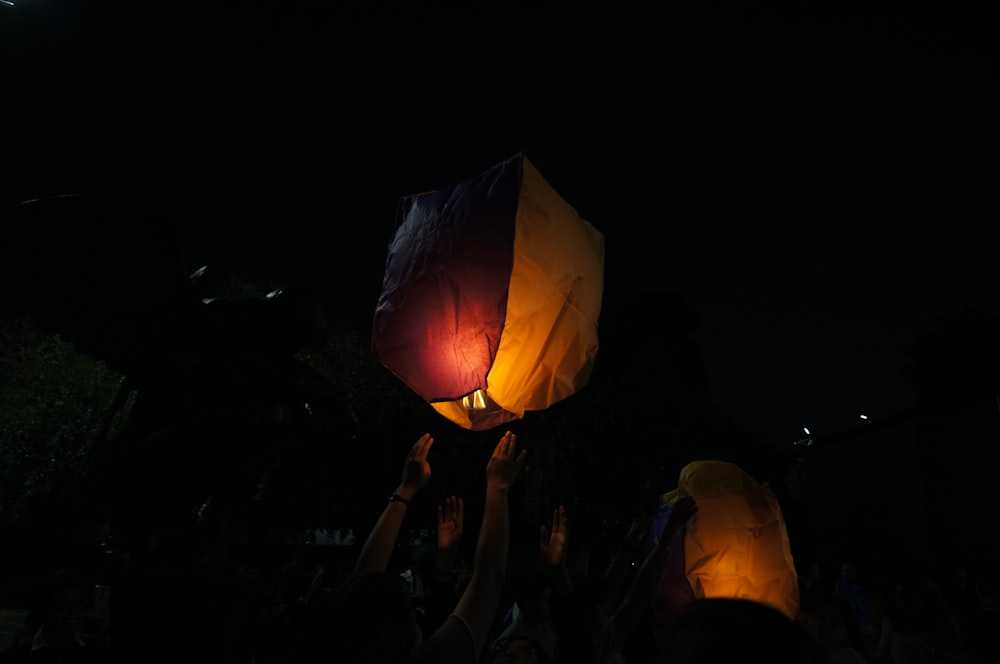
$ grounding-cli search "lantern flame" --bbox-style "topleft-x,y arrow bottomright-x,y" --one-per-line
462,389 -> 488,410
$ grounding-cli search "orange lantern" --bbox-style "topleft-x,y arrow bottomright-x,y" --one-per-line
372,153 -> 604,431
648,460 -> 800,622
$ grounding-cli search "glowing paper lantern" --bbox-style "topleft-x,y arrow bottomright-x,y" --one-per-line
372,152 -> 604,431
646,460 -> 800,623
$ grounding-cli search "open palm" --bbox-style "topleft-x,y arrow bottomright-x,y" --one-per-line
437,495 -> 464,556
540,505 -> 569,568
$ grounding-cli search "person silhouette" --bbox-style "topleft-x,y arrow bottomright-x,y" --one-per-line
0,569 -> 110,664
656,597 -> 822,664
285,430 -> 527,663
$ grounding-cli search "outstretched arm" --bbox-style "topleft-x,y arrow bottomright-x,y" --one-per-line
353,433 -> 434,576
421,495 -> 467,634
598,515 -> 652,617
433,430 -> 526,659
540,505 -> 573,595
434,495 -> 465,580
610,496 -> 697,648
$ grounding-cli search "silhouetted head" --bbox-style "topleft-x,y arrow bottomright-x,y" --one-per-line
489,634 -> 554,664
288,571 -> 421,663
511,570 -> 554,620
547,580 -> 607,664
889,571 -> 945,632
658,598 -> 822,664
31,569 -> 90,648
491,573 -> 559,664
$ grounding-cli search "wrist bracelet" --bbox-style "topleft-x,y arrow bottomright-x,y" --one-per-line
389,492 -> 411,506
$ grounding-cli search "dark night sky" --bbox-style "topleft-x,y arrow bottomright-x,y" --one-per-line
2,1 -> 997,443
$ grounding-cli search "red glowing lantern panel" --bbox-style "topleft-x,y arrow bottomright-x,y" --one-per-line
372,152 -> 604,430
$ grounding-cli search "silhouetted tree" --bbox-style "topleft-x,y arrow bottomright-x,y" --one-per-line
0,318 -> 130,560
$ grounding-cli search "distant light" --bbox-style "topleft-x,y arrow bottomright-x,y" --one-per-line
859,414 -> 868,420
802,426 -> 811,435
1,1 -> 14,6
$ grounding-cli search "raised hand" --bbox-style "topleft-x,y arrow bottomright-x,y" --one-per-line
662,495 -> 697,542
622,516 -> 652,553
485,430 -> 526,490
437,495 -> 465,560
354,433 -> 436,577
540,505 -> 570,569
399,433 -> 434,497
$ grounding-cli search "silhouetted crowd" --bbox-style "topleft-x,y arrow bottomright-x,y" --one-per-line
2,431 -> 998,663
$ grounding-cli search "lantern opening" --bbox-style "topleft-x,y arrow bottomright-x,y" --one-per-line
431,389 -> 511,430
462,389 -> 488,410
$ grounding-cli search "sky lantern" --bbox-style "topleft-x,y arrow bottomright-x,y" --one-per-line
645,460 -> 800,622
372,152 -> 605,431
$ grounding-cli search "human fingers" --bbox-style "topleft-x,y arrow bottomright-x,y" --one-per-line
630,516 -> 651,530
414,433 -> 434,461
455,497 -> 464,525
490,432 -> 506,458
627,517 -> 651,543
408,433 -> 428,458
511,448 -> 527,478
502,430 -> 516,457
553,505 -> 565,533
504,431 -> 517,456
491,430 -> 513,459
670,499 -> 697,528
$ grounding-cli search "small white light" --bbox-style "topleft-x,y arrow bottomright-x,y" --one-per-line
802,427 -> 811,435
859,414 -> 868,420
